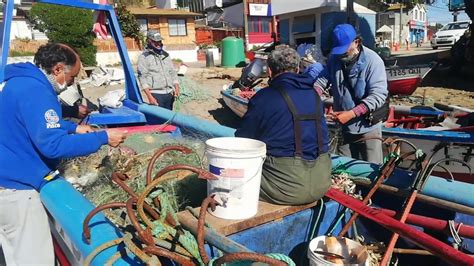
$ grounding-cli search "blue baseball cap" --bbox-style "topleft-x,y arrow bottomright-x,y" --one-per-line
331,24 -> 357,55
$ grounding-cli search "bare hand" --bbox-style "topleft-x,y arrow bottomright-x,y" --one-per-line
77,105 -> 91,119
105,128 -> 128,147
332,111 -> 356,125
147,96 -> 159,105
174,84 -> 181,97
76,125 -> 95,134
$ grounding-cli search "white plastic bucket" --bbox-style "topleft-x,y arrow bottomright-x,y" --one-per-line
205,137 -> 266,220
307,236 -> 369,266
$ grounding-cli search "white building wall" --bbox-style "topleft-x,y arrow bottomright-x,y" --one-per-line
11,20 -> 32,40
156,0 -> 178,9
95,48 -> 198,66
167,48 -> 199,63
271,0 -> 339,15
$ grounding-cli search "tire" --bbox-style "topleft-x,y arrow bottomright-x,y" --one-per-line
432,46 -> 438,50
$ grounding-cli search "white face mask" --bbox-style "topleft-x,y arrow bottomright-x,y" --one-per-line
57,70 -> 68,91
46,70 -> 68,94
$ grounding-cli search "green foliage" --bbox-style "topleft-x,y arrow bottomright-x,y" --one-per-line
75,46 -> 98,68
115,2 -> 144,45
172,58 -> 183,64
9,50 -> 36,57
110,0 -> 147,6
16,37 -> 31,43
28,3 -> 97,66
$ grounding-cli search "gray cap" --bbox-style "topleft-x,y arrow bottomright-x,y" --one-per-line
147,30 -> 164,42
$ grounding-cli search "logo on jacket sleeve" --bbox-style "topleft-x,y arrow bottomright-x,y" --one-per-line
45,109 -> 60,129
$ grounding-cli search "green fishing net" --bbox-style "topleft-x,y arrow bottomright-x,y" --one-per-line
58,132 -> 209,211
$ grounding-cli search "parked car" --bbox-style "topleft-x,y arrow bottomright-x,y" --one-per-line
430,20 -> 471,49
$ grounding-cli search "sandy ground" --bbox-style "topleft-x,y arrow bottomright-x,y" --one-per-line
80,60 -> 474,130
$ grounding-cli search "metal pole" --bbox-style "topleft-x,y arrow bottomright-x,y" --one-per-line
347,0 -> 355,25
243,0 -> 249,51
399,4 -> 403,48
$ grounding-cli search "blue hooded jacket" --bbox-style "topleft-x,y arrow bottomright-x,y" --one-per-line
0,62 -> 108,190
235,72 -> 329,160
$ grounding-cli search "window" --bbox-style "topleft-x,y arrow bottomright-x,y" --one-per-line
292,15 -> 315,34
248,16 -> 272,33
168,19 -> 187,36
441,22 -> 470,30
137,18 -> 148,34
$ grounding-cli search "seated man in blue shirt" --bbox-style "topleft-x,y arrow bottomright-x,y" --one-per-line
235,45 -> 331,205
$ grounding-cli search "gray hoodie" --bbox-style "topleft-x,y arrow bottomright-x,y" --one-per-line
137,48 -> 179,94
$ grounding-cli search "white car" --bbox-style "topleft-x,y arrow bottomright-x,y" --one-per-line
430,21 -> 471,49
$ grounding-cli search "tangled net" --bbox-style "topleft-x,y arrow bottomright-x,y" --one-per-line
60,131 -> 295,265
59,132 -> 207,209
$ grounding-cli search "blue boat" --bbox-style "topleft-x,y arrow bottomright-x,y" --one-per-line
1,1 -> 474,265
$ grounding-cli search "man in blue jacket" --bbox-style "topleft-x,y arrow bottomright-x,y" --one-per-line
236,45 -> 331,205
315,24 -> 388,164
0,43 -> 127,265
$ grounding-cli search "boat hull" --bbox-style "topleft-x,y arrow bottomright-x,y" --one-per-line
221,90 -> 249,118
386,65 -> 432,95
387,77 -> 422,95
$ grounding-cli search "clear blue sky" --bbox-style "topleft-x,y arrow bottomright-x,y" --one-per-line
427,0 -> 471,25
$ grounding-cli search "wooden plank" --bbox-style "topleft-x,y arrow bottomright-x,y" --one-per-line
177,200 -> 319,236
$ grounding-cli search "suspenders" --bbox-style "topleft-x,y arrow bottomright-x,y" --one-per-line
275,86 -> 324,158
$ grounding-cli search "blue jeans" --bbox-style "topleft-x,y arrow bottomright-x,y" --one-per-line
152,92 -> 175,110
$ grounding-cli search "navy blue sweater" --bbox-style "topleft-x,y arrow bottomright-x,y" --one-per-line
0,63 -> 108,190
235,72 -> 329,160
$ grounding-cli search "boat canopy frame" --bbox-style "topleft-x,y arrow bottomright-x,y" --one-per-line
0,0 -> 144,104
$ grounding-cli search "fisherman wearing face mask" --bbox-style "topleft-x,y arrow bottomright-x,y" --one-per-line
137,30 -> 180,110
314,24 -> 388,164
0,43 -> 127,265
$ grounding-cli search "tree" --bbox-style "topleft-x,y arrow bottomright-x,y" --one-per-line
110,0 -> 154,6
114,2 -> 144,45
28,3 -> 97,66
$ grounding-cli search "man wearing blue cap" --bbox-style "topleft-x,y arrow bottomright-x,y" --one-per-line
315,24 -> 388,164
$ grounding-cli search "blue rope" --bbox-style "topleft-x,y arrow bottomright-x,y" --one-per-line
309,198 -> 325,240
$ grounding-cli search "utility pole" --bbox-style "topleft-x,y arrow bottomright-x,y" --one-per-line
453,11 -> 459,22
347,0 -> 355,25
243,0 -> 249,51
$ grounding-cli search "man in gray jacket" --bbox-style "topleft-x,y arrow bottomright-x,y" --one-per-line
315,24 -> 388,164
138,30 -> 180,110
